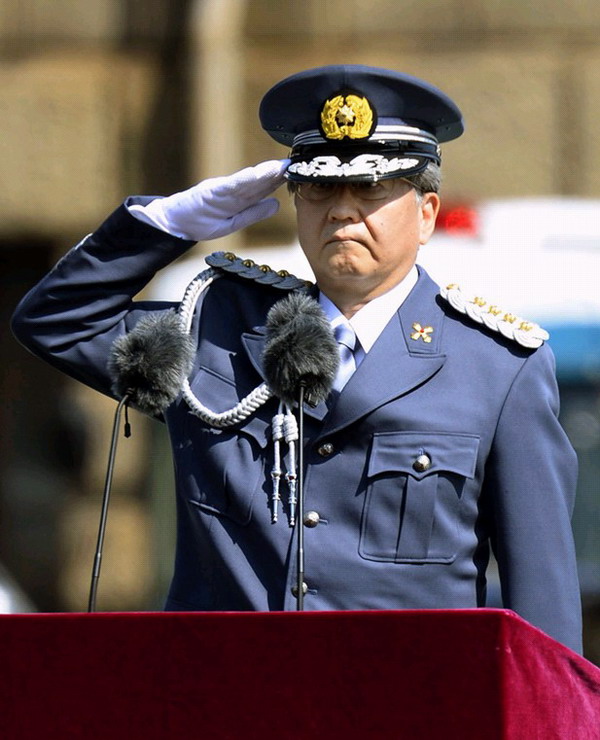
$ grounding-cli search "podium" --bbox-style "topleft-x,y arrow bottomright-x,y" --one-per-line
1,609 -> 598,738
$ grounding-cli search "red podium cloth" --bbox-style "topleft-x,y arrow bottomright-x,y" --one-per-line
0,609 -> 598,739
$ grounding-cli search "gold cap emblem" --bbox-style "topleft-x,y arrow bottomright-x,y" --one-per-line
320,94 -> 375,140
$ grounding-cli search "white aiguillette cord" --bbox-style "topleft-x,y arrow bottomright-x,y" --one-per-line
179,261 -> 338,609
178,268 -> 273,429
177,267 -> 303,526
270,403 -> 299,525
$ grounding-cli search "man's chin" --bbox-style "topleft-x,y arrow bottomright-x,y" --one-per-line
321,257 -> 372,283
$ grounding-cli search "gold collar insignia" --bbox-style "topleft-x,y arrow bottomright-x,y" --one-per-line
410,323 -> 434,343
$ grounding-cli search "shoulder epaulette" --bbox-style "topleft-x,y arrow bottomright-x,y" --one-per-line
205,251 -> 312,291
440,284 -> 549,349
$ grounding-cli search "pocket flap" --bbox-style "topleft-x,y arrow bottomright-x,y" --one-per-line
367,431 -> 479,480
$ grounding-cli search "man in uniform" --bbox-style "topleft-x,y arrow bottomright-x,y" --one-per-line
12,65 -> 582,653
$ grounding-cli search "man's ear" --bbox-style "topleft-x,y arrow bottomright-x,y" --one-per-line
418,192 -> 440,245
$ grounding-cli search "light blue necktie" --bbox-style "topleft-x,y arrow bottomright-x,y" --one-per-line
332,321 -> 357,393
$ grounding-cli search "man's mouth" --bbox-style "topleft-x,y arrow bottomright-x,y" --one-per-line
325,234 -> 363,247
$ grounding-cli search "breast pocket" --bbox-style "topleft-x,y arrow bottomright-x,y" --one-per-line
177,365 -> 271,526
359,431 -> 479,564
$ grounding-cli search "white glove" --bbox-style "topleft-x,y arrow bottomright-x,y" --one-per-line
129,159 -> 290,241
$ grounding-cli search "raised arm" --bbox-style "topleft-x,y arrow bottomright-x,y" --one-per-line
11,160 -> 288,398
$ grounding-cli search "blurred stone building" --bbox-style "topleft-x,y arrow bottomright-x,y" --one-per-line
2,1 -> 599,656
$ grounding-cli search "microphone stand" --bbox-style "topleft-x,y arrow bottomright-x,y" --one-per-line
88,392 -> 131,613
296,381 -> 306,611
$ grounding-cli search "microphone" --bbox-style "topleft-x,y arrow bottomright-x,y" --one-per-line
262,292 -> 339,406
108,310 -> 195,416
88,310 -> 194,612
262,291 -> 339,611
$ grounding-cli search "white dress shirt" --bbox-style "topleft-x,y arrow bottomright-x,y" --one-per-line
318,266 -> 419,368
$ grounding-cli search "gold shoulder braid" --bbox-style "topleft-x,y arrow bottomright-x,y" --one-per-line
440,284 -> 549,349
205,251 -> 312,291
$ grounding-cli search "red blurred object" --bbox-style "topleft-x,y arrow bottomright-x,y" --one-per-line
437,204 -> 479,235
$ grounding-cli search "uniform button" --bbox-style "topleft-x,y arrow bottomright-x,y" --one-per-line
413,453 -> 432,473
303,511 -> 320,528
317,442 -> 334,457
291,582 -> 308,597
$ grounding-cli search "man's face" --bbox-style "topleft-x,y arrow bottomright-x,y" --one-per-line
294,179 -> 440,301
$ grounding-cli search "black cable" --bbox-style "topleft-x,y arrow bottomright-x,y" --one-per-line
87,393 -> 131,613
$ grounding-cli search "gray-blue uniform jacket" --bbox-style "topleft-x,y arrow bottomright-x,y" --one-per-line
11,200 -> 583,653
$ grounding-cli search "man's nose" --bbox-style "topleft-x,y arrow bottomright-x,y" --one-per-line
327,186 -> 362,221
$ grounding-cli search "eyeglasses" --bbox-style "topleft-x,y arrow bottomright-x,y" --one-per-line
292,179 -> 411,203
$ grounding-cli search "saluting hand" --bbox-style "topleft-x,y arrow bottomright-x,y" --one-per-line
133,159 -> 290,241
